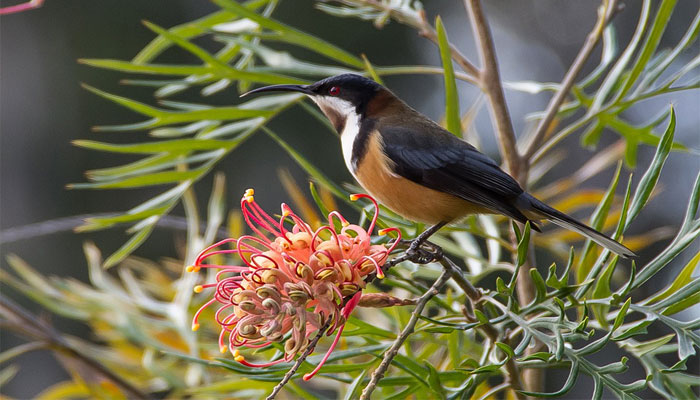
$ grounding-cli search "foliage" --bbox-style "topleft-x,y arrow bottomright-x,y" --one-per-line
2,0 -> 699,399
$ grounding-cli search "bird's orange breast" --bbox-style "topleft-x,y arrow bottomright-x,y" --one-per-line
353,131 -> 488,224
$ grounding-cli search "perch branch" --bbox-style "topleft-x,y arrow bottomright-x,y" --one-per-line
359,267 -> 451,400
522,0 -> 620,164
266,320 -> 332,400
464,0 -> 521,180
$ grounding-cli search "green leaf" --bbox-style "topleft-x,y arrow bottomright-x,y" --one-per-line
82,84 -> 275,131
518,352 -> 552,362
520,360 -> 579,398
73,139 -> 234,154
87,151 -> 219,182
517,222 -> 531,267
263,127 -> 350,203
495,342 -> 515,360
661,358 -> 688,373
435,16 -> 461,136
591,256 -> 619,328
0,366 -> 18,387
81,83 -> 162,117
621,333 -> 675,356
212,0 -> 363,68
343,369 -> 368,400
627,107 -> 675,225
424,327 -> 455,334
618,0 -> 677,99
591,0 -> 652,111
529,268 -> 547,304
343,317 -> 396,339
424,361 -> 446,399
76,204 -> 172,231
133,10 -> 235,63
361,54 -> 383,85
104,223 -> 155,268
613,297 -> 632,331
646,250 -> 700,304
142,20 -> 231,69
82,59 -> 304,85
71,169 -> 200,189
612,319 -> 654,341
662,293 -> 700,316
473,309 -> 489,325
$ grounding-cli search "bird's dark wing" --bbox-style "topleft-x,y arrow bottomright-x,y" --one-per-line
378,123 -> 531,224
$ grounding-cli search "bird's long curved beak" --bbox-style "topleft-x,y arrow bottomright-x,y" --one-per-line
240,84 -> 313,97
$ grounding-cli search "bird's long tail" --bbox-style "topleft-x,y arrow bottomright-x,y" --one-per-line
523,194 -> 636,258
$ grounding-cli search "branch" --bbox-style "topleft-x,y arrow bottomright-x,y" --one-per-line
522,0 -> 620,164
266,320 -> 332,400
323,0 -> 479,82
359,267 -> 451,400
414,10 -> 480,80
440,256 -> 481,301
464,0 -> 521,180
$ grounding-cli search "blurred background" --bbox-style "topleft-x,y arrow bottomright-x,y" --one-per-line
1,0 -> 698,397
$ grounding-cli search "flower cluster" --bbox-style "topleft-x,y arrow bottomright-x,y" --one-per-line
190,189 -> 400,379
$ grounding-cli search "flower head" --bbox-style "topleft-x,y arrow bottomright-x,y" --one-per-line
191,189 -> 400,378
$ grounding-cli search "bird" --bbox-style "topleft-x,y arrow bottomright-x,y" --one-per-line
242,73 -> 635,258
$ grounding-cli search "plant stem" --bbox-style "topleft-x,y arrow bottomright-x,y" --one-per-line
464,0 -> 521,181
266,320 -> 332,400
328,0 -> 480,80
522,0 -> 619,165
359,268 -> 451,400
440,256 -> 481,301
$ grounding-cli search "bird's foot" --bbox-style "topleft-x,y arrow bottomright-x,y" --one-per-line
404,240 -> 443,264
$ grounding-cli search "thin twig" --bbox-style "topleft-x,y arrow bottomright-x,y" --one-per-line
464,0 -> 521,180
325,0 -> 479,81
522,0 -> 619,164
360,268 -> 451,400
266,320 -> 332,400
0,295 -> 150,400
439,256 -> 481,301
414,9 -> 480,79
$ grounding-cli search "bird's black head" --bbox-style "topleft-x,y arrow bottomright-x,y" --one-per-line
304,74 -> 382,112
242,74 -> 385,132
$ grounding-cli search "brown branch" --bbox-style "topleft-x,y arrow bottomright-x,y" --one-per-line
439,256 -> 481,302
464,1 -> 534,390
324,0 -> 480,82
266,320 -> 332,400
359,268 -> 451,400
464,0 -> 522,180
522,0 -> 620,164
414,10 -> 480,79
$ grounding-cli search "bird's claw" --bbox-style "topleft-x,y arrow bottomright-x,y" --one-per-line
405,240 -> 443,264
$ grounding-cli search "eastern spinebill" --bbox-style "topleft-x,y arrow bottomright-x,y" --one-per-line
242,74 -> 635,258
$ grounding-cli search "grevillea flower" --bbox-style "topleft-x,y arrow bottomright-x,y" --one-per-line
190,189 -> 400,379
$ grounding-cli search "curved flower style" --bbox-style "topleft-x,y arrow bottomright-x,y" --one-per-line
190,189 -> 400,379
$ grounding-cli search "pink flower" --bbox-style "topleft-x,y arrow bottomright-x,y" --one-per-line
190,189 -> 400,379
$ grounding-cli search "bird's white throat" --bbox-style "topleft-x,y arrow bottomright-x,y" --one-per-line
309,95 -> 361,175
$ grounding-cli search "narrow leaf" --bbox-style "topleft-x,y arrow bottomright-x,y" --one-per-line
435,16 -> 461,136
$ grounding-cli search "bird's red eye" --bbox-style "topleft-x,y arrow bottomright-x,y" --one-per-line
329,86 -> 340,96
